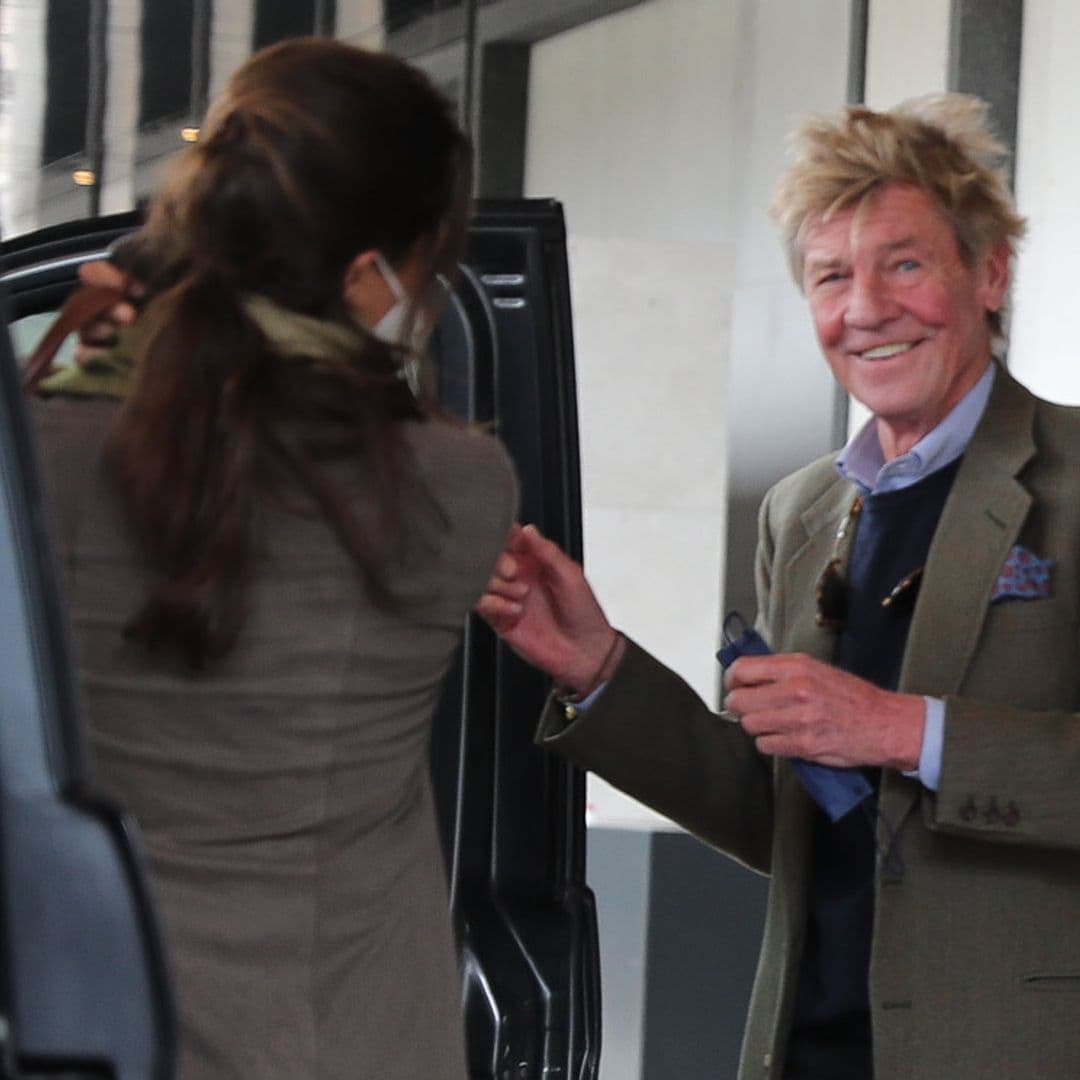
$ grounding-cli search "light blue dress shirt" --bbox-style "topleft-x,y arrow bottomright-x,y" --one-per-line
834,362 -> 997,790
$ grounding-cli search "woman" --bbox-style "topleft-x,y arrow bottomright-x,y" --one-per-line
31,38 -> 516,1079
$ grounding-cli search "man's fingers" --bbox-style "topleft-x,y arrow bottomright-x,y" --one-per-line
726,675 -> 816,728
474,593 -> 522,630
725,652 -> 818,691
493,550 -> 521,579
516,523 -> 582,587
483,571 -> 528,601
752,734 -> 787,757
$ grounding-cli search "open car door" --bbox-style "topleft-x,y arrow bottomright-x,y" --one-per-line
0,250 -> 175,1076
0,199 -> 600,1079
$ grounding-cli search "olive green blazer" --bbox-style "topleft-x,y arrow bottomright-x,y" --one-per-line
538,368 -> 1080,1079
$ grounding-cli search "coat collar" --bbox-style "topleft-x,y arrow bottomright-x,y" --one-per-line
884,366 -> 1037,825
897,366 -> 1037,695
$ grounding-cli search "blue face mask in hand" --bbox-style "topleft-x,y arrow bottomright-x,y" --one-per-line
717,613 -> 873,823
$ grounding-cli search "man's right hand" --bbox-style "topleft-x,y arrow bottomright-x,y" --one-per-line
475,523 -> 621,696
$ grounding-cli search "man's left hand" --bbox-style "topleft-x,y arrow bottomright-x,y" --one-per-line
724,653 -> 924,770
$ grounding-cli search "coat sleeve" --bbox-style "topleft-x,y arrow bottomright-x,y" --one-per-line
536,638 -> 775,873
923,695 -> 1080,852
534,493 -> 785,874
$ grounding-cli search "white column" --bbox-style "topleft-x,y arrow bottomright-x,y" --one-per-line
864,0 -> 951,108
0,0 -> 47,236
209,0 -> 254,101
98,0 -> 141,215
839,0 -> 952,434
1008,0 -> 1080,404
335,0 -> 386,51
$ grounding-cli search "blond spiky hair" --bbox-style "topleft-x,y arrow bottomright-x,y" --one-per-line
771,94 -> 1026,336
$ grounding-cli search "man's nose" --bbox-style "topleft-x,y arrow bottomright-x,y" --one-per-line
843,270 -> 898,328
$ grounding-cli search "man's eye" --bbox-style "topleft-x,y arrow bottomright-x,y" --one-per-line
895,258 -> 921,272
815,271 -> 846,286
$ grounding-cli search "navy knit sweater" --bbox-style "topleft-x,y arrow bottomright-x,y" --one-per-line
784,459 -> 961,1079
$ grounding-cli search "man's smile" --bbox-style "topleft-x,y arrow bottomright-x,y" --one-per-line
857,341 -> 923,361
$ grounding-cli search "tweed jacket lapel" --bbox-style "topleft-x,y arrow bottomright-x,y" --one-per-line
779,478 -> 860,665
898,367 -> 1036,697
875,368 -> 1037,827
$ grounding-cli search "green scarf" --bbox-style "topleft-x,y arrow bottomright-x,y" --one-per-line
37,294 -> 371,399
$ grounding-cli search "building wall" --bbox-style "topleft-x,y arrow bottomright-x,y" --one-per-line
1010,0 -> 1080,403
99,0 -> 141,215
0,1 -> 47,237
525,0 -> 739,719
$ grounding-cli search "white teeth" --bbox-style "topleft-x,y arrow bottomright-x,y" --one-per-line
862,342 -> 912,360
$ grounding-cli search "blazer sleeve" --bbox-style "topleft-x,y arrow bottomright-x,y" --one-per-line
534,488 -> 788,875
536,638 -> 775,873
923,695 -> 1080,851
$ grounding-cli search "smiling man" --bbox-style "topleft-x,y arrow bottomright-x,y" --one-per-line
478,95 -> 1080,1079
802,183 -> 1009,459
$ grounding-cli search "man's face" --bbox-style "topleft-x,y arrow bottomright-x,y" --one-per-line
801,183 -> 1010,459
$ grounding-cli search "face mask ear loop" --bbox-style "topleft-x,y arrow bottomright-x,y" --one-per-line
373,252 -> 407,303
371,252 -> 423,395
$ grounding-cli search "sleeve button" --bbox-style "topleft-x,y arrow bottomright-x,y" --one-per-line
958,796 -> 977,822
983,797 -> 1001,825
1003,801 -> 1021,827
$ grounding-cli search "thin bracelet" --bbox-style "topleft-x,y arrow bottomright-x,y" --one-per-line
555,631 -> 625,704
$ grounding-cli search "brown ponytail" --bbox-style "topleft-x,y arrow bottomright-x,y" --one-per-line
105,39 -> 470,667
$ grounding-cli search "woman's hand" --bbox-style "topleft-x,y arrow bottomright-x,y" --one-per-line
74,260 -> 144,365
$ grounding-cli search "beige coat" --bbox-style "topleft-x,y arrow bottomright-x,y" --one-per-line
32,396 -> 517,1080
539,368 -> 1080,1078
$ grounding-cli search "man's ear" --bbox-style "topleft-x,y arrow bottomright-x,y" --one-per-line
980,239 -> 1012,314
342,249 -> 394,326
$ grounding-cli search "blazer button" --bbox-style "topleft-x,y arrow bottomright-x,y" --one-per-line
983,797 -> 1001,825
959,796 -> 977,822
1003,801 -> 1021,827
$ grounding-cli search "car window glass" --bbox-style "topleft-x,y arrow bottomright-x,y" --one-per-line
8,311 -> 78,370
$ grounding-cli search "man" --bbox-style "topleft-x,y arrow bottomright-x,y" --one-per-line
478,95 -> 1080,1079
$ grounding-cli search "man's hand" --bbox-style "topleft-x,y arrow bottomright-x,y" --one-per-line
724,652 -> 924,770
74,260 -> 143,365
475,523 -> 620,695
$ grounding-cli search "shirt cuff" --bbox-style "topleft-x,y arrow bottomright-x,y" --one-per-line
902,696 -> 944,791
554,680 -> 609,725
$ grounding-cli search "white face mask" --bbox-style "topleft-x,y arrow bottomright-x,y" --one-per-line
370,252 -> 429,393
370,252 -> 410,345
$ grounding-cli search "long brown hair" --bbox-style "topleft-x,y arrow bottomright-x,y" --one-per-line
105,38 -> 473,667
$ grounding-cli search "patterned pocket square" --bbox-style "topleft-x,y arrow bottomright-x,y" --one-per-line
991,545 -> 1053,602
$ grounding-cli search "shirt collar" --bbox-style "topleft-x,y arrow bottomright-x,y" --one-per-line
836,363 -> 996,495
